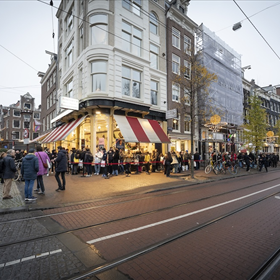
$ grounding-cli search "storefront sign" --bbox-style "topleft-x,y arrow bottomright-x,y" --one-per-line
23,128 -> 29,139
213,133 -> 224,140
60,96 -> 79,110
166,109 -> 177,120
116,139 -> 125,149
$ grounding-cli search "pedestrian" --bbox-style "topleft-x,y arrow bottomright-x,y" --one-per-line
259,153 -> 268,172
194,149 -> 200,170
21,148 -> 39,201
144,152 -> 151,175
151,150 -> 157,172
101,148 -> 109,179
243,152 -> 251,172
119,149 -> 125,174
34,146 -> 49,194
171,151 -> 178,173
112,148 -> 119,176
0,151 -> 7,184
50,149 -> 57,174
108,147 -> 114,175
165,152 -> 173,177
84,148 -> 93,177
124,150 -> 132,177
94,148 -> 102,175
54,146 -> 68,191
2,149 -> 16,199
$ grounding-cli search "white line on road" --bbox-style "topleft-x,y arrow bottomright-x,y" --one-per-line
87,184 -> 280,244
0,249 -> 62,268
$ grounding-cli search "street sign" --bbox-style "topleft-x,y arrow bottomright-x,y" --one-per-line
166,108 -> 177,120
24,138 -> 30,144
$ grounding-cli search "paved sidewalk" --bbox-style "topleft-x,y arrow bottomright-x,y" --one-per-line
0,165 -> 279,213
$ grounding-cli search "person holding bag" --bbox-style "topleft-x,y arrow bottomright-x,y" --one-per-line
34,146 -> 49,194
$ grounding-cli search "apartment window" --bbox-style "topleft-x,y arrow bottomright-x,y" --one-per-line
53,71 -> 56,85
91,61 -> 107,92
184,60 -> 191,79
172,27 -> 180,49
13,120 -> 20,128
172,83 -> 179,102
123,0 -> 141,16
47,114 -> 50,130
184,115 -> 191,132
66,10 -> 73,34
122,66 -> 141,98
13,110 -> 21,117
34,112 -> 40,119
150,12 -> 158,34
66,80 -> 73,98
12,131 -> 20,140
47,80 -> 50,91
47,96 -> 50,109
172,54 -> 180,74
66,40 -> 73,67
172,116 -> 180,131
184,88 -> 190,105
90,14 -> 108,45
184,35 -> 191,55
43,118 -> 45,132
24,103 -> 31,109
79,25 -> 84,55
33,133 -> 39,139
6,132 -> 8,140
122,21 -> 142,56
151,80 -> 158,105
49,75 -> 53,88
150,44 -> 159,69
6,120 -> 9,128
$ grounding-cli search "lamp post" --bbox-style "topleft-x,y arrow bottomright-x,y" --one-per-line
21,109 -> 33,153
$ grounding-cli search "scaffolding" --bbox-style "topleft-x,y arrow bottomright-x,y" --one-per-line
196,24 -> 243,126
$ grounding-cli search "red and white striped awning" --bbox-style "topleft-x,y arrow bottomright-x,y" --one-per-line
29,132 -> 51,143
114,115 -> 170,143
42,115 -> 87,143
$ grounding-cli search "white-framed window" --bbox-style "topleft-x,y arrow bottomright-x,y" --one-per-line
184,60 -> 191,79
47,96 -> 50,109
122,0 -> 141,16
47,80 -> 50,91
122,21 -> 142,57
172,54 -> 180,74
6,120 -> 9,128
34,112 -> 40,119
172,115 -> 180,132
66,80 -> 73,98
49,75 -> 53,88
172,83 -> 179,102
24,103 -> 31,110
91,60 -> 107,92
13,120 -> 20,128
6,132 -> 8,140
172,27 -> 180,49
90,14 -> 108,45
151,80 -> 158,105
13,110 -> 21,117
184,35 -> 191,55
150,43 -> 159,70
43,118 -> 45,132
184,115 -> 191,132
122,66 -> 141,98
184,88 -> 190,105
65,40 -> 73,67
150,12 -> 158,35
66,10 -> 73,34
12,131 -> 20,140
53,71 -> 56,85
47,114 -> 50,130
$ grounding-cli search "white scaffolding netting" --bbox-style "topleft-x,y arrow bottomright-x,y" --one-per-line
197,24 -> 244,126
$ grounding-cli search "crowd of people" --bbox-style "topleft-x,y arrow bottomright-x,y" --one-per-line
1,145 -> 278,201
210,150 -> 279,173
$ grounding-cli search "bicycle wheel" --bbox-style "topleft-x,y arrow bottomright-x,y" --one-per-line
213,165 -> 219,175
13,170 -> 20,181
205,165 -> 212,174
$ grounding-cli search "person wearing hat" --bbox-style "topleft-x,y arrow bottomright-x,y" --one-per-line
2,149 -> 16,199
21,148 -> 39,201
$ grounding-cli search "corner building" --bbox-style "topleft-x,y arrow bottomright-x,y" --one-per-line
45,0 -> 170,153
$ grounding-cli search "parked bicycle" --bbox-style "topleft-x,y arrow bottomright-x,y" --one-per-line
205,158 -> 215,174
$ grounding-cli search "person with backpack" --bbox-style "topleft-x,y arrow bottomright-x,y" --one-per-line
71,149 -> 79,175
84,148 -> 93,177
53,146 -> 68,191
0,152 -> 7,184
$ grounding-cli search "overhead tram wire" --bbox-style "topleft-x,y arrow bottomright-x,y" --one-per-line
216,1 -> 280,33
233,0 -> 280,61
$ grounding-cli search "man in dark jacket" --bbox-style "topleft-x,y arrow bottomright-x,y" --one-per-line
54,146 -> 67,191
3,149 -> 16,199
21,148 -> 39,201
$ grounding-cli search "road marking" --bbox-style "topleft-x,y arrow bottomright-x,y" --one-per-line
87,184 -> 280,244
0,249 -> 62,268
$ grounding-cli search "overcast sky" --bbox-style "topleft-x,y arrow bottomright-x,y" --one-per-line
0,0 -> 279,108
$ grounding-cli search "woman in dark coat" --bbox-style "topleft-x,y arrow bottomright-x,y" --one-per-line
165,152 -> 173,177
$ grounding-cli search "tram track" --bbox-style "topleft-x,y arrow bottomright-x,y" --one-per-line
1,174 -> 279,226
66,189 -> 280,280
0,178 -> 279,253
